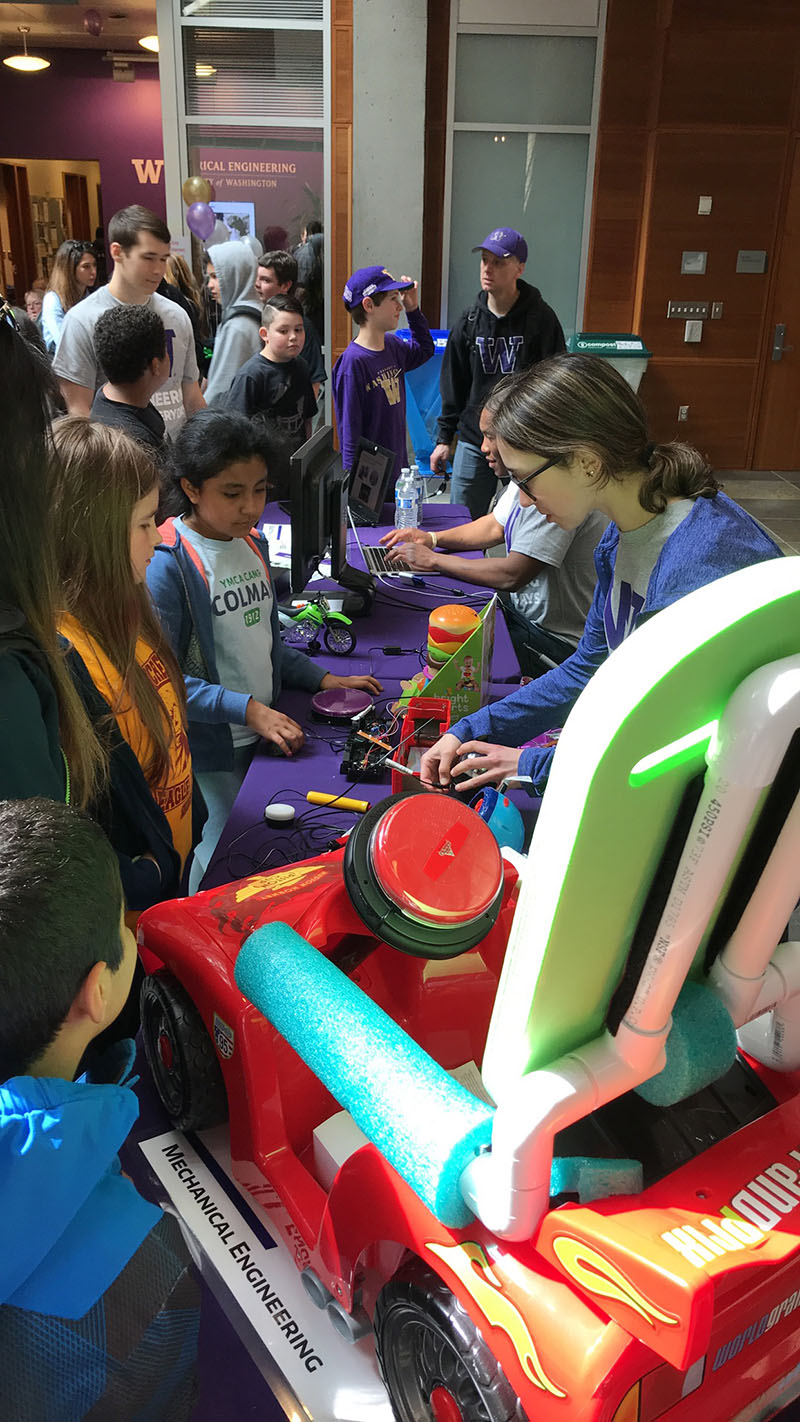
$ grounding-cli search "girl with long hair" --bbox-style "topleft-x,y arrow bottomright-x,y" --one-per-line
51,418 -> 204,910
420,353 -> 784,796
42,239 -> 97,352
0,311 -> 102,806
147,408 -> 380,889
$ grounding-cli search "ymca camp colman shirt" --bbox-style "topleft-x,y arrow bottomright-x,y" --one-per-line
175,519 -> 274,748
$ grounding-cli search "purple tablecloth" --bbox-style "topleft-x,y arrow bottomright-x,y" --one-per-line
203,504 -> 520,888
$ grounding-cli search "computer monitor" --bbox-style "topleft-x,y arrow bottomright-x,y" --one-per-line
289,426 -> 375,614
289,426 -> 349,595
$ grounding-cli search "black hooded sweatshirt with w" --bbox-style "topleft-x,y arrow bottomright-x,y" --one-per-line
436,280 -> 566,451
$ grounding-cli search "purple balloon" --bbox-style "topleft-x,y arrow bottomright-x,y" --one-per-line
186,201 -> 215,242
83,8 -> 103,37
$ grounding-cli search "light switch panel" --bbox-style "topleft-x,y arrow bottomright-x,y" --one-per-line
684,320 -> 703,343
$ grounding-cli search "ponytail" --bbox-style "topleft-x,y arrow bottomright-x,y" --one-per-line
638,442 -> 719,514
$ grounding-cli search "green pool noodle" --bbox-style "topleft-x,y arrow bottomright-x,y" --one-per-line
550,1157 -> 643,1202
636,981 -> 737,1107
235,923 -> 494,1228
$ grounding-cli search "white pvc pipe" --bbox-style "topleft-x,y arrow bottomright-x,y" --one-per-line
738,991 -> 800,1072
460,1021 -> 667,1240
626,658 -> 800,1041
710,790 -> 800,1024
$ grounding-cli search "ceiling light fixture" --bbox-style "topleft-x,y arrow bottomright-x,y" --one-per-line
138,34 -> 159,52
195,63 -> 216,77
3,26 -> 50,72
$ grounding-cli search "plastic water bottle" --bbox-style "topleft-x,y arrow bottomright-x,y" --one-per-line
394,466 -> 419,530
410,463 -> 425,527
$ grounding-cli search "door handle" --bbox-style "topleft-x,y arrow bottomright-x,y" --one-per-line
772,323 -> 794,361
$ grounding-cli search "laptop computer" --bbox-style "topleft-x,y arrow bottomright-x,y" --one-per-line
347,439 -> 396,526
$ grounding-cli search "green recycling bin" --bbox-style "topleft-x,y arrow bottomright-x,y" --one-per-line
567,333 -> 651,393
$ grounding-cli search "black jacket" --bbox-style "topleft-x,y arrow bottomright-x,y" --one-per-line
67,648 -> 206,911
0,607 -> 65,802
436,280 -> 566,449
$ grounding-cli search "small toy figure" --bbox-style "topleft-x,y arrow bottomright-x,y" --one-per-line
456,654 -> 479,692
278,597 -> 356,656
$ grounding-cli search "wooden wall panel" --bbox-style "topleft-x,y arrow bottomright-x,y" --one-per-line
584,0 -> 800,468
583,128 -> 649,332
639,360 -> 757,467
660,1 -> 797,128
331,0 -> 353,366
640,131 -> 787,360
596,0 -> 661,129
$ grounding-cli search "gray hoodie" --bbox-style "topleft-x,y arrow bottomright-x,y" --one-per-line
205,242 -> 262,406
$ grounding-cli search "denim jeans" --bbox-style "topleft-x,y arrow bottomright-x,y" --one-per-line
449,439 -> 500,520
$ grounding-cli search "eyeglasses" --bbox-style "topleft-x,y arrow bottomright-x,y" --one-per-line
508,453 -> 561,493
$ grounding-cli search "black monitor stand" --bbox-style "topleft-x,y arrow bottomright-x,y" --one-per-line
336,561 -> 375,617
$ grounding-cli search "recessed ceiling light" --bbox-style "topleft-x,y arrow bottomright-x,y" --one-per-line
138,34 -> 159,52
3,26 -> 50,72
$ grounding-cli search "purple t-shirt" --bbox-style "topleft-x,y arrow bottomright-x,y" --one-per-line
332,308 -> 434,478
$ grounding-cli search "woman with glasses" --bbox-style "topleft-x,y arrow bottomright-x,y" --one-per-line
41,238 -> 97,353
419,353 -> 783,797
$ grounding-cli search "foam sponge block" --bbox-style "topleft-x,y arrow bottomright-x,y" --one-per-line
550,1156 -> 643,1202
635,981 -> 736,1107
235,923 -> 493,1228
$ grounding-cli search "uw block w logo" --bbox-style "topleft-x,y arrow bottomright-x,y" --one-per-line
475,335 -> 523,375
131,158 -> 165,185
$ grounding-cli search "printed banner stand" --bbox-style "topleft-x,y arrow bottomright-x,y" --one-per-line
139,1126 -> 393,1422
399,595 -> 497,723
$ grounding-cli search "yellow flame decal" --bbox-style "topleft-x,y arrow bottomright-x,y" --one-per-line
551,1235 -> 679,1328
426,1241 -> 567,1398
234,865 -> 325,903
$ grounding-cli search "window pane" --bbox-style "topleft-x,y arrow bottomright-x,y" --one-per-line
187,125 -> 323,251
183,27 -> 323,119
454,34 -> 595,127
181,0 -> 322,19
447,130 -> 589,337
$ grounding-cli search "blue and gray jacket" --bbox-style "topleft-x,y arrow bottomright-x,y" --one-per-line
147,519 -> 324,772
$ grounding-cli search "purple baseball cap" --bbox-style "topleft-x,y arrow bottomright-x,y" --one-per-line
472,227 -> 528,262
342,265 -> 413,310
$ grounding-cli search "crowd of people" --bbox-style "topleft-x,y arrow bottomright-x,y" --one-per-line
0,194 -> 785,1411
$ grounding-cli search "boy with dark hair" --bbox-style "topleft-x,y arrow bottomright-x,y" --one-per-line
0,797 -> 199,1419
255,249 -> 326,396
225,293 -> 317,500
54,204 -> 203,434
332,264 -> 434,479
91,303 -> 170,452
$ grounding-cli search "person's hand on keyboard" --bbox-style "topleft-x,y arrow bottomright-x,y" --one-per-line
379,526 -> 433,550
385,539 -> 437,571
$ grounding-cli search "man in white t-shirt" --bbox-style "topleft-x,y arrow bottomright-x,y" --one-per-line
382,404 -> 607,674
54,204 -> 204,435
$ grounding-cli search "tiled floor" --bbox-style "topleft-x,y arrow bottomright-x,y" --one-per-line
718,469 -> 800,553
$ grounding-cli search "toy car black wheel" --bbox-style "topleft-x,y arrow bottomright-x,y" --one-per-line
374,1261 -> 527,1422
140,971 -> 228,1132
324,622 -> 356,656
